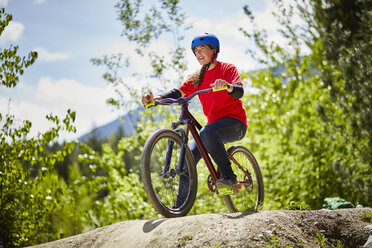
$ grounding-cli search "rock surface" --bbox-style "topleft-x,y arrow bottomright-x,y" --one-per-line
31,208 -> 372,248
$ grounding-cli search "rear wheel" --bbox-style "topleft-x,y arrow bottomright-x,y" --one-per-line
223,145 -> 264,212
141,129 -> 197,218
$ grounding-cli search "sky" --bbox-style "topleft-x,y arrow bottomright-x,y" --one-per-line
0,0 -> 285,142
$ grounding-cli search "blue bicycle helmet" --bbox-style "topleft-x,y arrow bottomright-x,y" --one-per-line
191,33 -> 220,53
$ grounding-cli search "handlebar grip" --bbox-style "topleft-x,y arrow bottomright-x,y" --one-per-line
212,85 -> 229,92
144,101 -> 155,108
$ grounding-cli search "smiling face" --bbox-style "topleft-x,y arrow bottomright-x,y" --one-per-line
193,44 -> 215,66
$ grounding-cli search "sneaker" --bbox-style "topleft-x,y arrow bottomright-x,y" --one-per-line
216,178 -> 239,195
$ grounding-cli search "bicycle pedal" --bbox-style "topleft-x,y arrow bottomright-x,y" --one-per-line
217,187 -> 235,195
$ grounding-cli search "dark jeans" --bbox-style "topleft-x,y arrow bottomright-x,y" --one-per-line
176,118 -> 247,206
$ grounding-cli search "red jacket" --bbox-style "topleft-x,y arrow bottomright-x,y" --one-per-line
179,62 -> 247,127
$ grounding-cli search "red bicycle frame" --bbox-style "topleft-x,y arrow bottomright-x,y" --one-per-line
156,87 -> 253,192
173,102 -> 252,186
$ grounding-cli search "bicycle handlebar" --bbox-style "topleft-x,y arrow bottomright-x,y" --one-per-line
144,85 -> 229,108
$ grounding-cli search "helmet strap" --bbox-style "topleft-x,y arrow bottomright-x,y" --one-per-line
203,50 -> 217,70
211,50 -> 217,64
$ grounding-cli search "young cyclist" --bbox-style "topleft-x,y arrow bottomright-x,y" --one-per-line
142,33 -> 247,205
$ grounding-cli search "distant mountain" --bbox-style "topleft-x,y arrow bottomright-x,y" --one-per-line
78,107 -> 143,142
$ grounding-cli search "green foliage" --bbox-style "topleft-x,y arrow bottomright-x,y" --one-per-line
361,211 -> 372,222
288,201 -> 310,213
265,232 -> 293,248
91,0 -> 191,110
0,110 -> 77,246
77,137 -> 159,224
0,8 -> 38,88
316,232 -> 327,248
337,240 -> 344,248
115,0 -> 187,49
311,0 -> 372,163
0,8 -> 79,247
53,163 -> 95,237
239,0 -> 371,209
265,235 -> 279,248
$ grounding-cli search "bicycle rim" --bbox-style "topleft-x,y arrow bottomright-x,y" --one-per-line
141,129 -> 197,218
223,145 -> 264,212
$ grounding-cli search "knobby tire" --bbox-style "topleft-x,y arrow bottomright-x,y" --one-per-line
141,129 -> 197,218
223,145 -> 264,212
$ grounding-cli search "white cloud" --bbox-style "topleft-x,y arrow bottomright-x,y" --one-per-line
1,78 -> 119,141
254,1 -> 281,32
102,41 -> 152,75
0,95 -> 55,139
189,13 -> 250,43
94,38 -> 188,102
35,77 -> 118,136
219,44 -> 256,72
252,0 -> 310,54
101,39 -> 180,84
0,0 -> 9,7
34,0 -> 47,4
34,47 -> 70,62
0,21 -> 24,45
36,77 -> 114,107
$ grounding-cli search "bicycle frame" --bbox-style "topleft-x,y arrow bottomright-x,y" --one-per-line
170,102 -> 253,190
148,86 -> 253,192
172,102 -> 220,183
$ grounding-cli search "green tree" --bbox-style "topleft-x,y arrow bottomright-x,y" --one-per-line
239,0 -> 371,208
0,8 -> 37,88
0,8 -> 77,247
91,0 -> 191,110
311,0 -> 372,165
77,122 -> 161,224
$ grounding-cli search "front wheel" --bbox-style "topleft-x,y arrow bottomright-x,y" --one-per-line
141,129 -> 197,218
223,145 -> 264,212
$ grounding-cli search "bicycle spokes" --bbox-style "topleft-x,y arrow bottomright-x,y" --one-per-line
236,170 -> 253,191
223,146 -> 264,212
161,168 -> 177,178
141,129 -> 198,217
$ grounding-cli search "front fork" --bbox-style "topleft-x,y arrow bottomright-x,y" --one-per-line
161,128 -> 188,178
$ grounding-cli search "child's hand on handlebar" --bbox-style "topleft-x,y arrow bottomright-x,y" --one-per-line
142,92 -> 162,107
142,92 -> 155,106
210,79 -> 233,92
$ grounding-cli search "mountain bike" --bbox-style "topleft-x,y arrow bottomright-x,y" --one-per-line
141,86 -> 264,218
